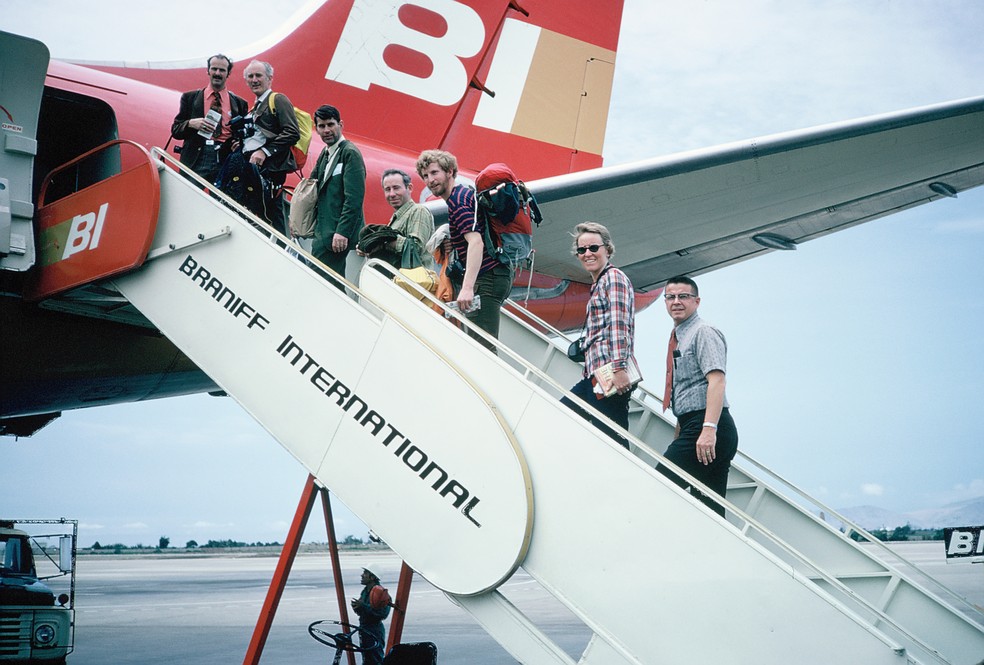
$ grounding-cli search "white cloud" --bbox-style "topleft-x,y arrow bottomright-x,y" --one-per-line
937,479 -> 984,505
122,521 -> 149,530
190,521 -> 234,529
861,484 -> 885,497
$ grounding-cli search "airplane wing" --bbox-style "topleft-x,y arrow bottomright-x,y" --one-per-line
431,96 -> 984,290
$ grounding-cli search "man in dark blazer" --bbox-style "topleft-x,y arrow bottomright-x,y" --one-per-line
242,60 -> 300,235
308,105 -> 366,287
170,54 -> 248,183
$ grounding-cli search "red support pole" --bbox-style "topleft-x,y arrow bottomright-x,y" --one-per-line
386,561 -> 415,651
319,487 -> 356,665
243,476 -> 417,663
242,474 -> 319,665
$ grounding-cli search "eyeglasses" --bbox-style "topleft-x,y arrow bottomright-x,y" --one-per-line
576,244 -> 603,255
664,293 -> 696,302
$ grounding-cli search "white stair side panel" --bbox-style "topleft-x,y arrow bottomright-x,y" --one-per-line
449,591 -> 580,665
112,168 -> 533,597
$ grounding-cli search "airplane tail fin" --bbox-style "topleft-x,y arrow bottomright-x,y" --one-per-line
85,0 -> 624,179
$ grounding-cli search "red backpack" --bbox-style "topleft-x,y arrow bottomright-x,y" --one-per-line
474,163 -> 543,269
369,585 -> 392,615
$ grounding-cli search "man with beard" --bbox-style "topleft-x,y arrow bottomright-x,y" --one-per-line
416,149 -> 513,351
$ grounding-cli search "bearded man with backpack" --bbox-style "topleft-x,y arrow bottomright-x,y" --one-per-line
416,149 -> 513,352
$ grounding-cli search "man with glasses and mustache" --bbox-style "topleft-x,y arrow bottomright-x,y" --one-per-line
658,275 -> 738,517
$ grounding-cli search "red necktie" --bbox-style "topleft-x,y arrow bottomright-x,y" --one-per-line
662,329 -> 677,412
210,91 -> 223,131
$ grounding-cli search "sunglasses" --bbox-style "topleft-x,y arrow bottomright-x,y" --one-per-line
576,244 -> 603,255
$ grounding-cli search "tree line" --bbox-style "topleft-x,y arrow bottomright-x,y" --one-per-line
87,534 -> 368,551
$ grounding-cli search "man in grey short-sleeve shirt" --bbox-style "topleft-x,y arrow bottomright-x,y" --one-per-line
658,275 -> 739,517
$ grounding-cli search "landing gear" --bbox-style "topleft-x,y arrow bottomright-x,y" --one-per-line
308,620 -> 379,665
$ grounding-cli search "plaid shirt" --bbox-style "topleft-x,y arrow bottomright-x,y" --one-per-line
583,265 -> 637,378
389,199 -> 435,269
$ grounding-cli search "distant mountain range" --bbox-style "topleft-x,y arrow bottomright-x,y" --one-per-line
832,495 -> 984,531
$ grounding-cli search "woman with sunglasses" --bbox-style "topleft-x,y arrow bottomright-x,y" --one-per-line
561,221 -> 642,448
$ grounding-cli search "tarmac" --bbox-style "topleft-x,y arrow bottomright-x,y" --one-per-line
61,542 -> 982,664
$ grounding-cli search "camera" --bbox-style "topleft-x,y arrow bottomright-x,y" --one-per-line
567,337 -> 586,363
446,258 -> 466,284
228,115 -> 254,142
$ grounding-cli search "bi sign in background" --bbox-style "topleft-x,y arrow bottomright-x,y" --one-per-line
944,526 -> 984,563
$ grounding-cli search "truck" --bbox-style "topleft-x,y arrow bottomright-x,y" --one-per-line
0,520 -> 76,663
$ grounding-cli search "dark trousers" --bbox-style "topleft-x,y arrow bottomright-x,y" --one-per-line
657,408 -> 738,517
464,263 -> 513,352
561,376 -> 632,449
315,248 -> 350,292
359,620 -> 385,665
189,144 -> 224,184
262,170 -> 288,236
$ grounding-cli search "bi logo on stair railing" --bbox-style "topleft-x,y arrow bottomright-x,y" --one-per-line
27,138 -> 161,301
38,202 -> 109,266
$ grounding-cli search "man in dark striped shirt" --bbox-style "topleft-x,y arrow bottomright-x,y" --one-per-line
416,150 -> 514,352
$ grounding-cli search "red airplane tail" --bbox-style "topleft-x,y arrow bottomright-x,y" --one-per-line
86,0 -> 624,179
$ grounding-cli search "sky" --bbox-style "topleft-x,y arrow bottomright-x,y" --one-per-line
2,0 -> 983,547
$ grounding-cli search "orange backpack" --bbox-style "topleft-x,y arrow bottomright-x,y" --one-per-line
369,585 -> 392,613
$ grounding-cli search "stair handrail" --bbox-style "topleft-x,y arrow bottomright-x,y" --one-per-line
734,448 -> 984,620
39,139 -> 156,208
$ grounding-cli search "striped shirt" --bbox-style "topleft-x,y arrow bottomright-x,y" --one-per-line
447,184 -> 497,276
583,265 -> 637,378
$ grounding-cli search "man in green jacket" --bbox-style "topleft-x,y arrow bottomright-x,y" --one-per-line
310,105 -> 366,288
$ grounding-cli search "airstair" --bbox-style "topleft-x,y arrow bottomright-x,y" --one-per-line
33,147 -> 984,664
498,307 -> 984,665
